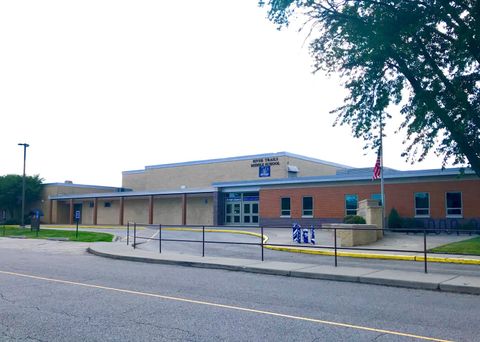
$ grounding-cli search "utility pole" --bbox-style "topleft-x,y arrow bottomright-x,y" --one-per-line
18,143 -> 29,228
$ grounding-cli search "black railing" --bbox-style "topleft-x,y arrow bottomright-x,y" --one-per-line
125,223 -> 480,274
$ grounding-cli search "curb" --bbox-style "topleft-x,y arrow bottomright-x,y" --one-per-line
263,245 -> 480,265
87,246 -> 480,295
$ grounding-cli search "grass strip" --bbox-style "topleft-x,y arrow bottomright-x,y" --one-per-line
429,236 -> 480,256
1,226 -> 113,242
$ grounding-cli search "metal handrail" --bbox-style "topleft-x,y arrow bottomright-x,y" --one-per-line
125,223 -> 480,274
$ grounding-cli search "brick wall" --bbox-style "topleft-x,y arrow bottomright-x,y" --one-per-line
259,178 -> 480,221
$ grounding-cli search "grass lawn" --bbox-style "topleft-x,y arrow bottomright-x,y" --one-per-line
429,236 -> 480,255
0,226 -> 114,242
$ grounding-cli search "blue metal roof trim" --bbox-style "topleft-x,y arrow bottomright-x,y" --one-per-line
141,151 -> 353,170
213,168 -> 476,188
49,187 -> 216,200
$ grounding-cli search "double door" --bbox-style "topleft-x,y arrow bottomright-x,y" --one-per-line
225,202 -> 259,225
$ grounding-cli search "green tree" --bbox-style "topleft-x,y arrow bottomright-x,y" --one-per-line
0,175 -> 43,221
261,0 -> 480,176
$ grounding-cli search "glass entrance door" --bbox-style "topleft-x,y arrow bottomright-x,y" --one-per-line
225,203 -> 241,224
243,202 -> 259,224
224,192 -> 259,225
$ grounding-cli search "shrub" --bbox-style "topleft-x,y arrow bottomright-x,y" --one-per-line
388,208 -> 402,229
343,215 -> 366,224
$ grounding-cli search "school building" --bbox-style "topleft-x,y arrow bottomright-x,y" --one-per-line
37,152 -> 480,229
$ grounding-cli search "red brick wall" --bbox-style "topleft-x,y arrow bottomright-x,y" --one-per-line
260,178 -> 480,220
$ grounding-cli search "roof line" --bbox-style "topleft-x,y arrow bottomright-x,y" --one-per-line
49,188 -> 216,200
122,151 -> 353,172
213,168 -> 476,188
44,183 -> 121,190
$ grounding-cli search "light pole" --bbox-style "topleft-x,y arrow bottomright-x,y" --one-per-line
18,143 -> 29,228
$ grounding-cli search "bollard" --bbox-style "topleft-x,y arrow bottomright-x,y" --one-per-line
302,227 -> 309,243
202,226 -> 205,257
310,225 -> 315,245
261,226 -> 264,261
334,228 -> 338,267
159,224 -> 162,254
133,222 -> 136,249
424,229 -> 428,273
127,222 -> 130,245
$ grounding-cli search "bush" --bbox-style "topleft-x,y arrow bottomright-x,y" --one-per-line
388,208 -> 402,229
343,215 -> 366,224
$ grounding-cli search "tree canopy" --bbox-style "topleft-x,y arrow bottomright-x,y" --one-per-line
261,0 -> 480,176
0,174 -> 43,221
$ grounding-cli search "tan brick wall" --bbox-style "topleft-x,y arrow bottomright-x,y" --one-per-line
286,156 -> 340,177
40,184 -> 118,223
143,159 -> 287,190
186,195 -> 214,225
152,197 -> 182,225
97,199 -> 120,225
122,155 -> 346,191
124,198 -> 149,223
122,172 -> 147,191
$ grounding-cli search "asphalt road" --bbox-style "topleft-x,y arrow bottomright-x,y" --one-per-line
1,240 -> 479,341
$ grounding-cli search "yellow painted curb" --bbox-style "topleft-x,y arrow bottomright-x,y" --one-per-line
264,245 -> 416,261
415,256 -> 480,265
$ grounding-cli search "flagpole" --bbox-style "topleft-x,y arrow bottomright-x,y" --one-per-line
380,114 -> 385,231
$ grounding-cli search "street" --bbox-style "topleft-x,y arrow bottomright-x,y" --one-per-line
0,239 -> 479,341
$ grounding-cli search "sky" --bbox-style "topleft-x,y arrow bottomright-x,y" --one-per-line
0,1 -> 448,187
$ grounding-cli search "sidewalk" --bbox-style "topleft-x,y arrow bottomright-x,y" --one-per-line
87,242 -> 480,295
263,229 -> 480,265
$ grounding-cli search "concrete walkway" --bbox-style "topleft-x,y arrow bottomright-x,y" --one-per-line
88,241 -> 480,295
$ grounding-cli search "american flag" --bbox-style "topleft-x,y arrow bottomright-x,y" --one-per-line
372,149 -> 381,180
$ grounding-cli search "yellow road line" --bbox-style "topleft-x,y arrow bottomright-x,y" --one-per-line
0,270 -> 453,342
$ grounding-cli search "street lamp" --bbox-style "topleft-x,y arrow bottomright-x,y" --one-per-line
18,143 -> 29,228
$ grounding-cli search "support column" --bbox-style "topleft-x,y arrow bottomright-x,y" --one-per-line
148,195 -> 154,225
93,198 -> 98,225
182,193 -> 187,225
49,199 -> 53,224
119,197 -> 124,226
69,199 -> 74,225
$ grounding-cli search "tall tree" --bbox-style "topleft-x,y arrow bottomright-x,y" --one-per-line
0,175 -> 43,221
261,0 -> 480,175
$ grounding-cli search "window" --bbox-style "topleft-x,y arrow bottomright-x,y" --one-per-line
446,192 -> 462,217
414,192 -> 430,217
281,197 -> 291,217
345,194 -> 358,216
104,202 -> 111,208
371,193 -> 382,206
302,196 -> 313,217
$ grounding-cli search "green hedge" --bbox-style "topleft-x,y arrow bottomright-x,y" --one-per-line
343,215 -> 366,224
